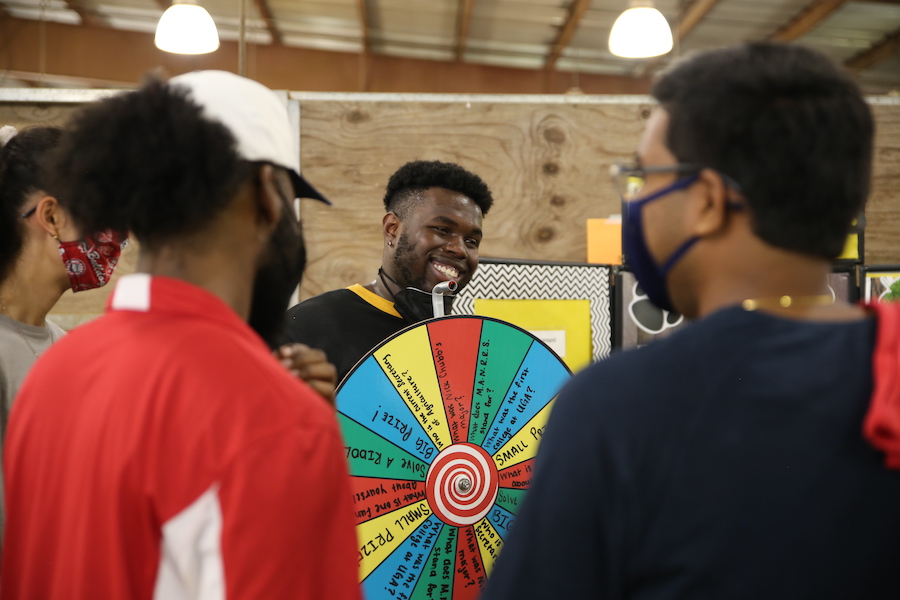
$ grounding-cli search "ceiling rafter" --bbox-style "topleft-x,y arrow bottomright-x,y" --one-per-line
676,0 -> 722,40
545,0 -> 591,71
253,0 -> 282,45
63,0 -> 109,28
356,0 -> 371,53
638,0 -> 724,77
845,26 -> 900,71
769,0 -> 847,42
455,0 -> 475,62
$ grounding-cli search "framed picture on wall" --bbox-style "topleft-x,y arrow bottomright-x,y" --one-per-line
862,265 -> 900,303
451,258 -> 612,373
613,268 -> 690,350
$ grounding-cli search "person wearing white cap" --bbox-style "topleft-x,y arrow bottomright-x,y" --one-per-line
1,72 -> 362,599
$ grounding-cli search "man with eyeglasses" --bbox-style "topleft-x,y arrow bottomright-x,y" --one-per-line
483,42 -> 900,599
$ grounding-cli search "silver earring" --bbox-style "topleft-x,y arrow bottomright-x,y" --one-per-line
388,241 -> 394,247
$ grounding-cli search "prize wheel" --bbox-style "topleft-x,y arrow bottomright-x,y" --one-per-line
336,315 -> 571,600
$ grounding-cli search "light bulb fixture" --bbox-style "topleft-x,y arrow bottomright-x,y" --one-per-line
609,0 -> 673,59
155,0 -> 220,55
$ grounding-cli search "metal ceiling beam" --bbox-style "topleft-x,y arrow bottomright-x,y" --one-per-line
769,0 -> 847,42
845,27 -> 900,71
638,0 -> 723,77
455,0 -> 475,62
545,0 -> 591,71
676,0 -> 722,40
62,0 -> 109,28
253,0 -> 282,45
356,0 -> 371,52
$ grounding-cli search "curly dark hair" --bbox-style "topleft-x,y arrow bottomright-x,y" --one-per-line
0,126 -> 63,284
652,41 -> 872,259
49,76 -> 253,249
383,160 -> 493,219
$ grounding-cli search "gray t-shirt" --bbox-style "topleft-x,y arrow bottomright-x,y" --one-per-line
0,313 -> 66,548
1,313 -> 66,421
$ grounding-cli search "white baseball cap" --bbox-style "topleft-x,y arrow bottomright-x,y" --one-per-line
168,70 -> 329,204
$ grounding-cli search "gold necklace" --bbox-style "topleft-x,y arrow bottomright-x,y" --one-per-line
0,298 -> 55,358
742,293 -> 835,312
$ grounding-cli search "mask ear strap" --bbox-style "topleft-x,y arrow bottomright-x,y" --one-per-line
659,236 -> 700,276
378,268 -> 400,300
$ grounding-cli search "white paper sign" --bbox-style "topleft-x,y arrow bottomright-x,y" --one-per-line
530,330 -> 566,358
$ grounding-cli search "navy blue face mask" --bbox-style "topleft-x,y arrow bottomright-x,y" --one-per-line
621,175 -> 700,313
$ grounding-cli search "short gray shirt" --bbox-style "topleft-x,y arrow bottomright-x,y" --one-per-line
0,313 -> 66,421
0,313 -> 66,548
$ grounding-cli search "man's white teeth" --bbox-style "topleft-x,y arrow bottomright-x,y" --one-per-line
434,263 -> 459,278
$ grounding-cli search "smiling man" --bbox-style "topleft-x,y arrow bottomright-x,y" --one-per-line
283,160 -> 493,382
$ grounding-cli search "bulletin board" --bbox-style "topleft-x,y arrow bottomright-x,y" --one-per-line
829,267 -> 859,303
614,268 -> 688,350
451,258 -> 612,371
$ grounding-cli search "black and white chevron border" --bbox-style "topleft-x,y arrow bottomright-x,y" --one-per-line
451,262 -> 612,362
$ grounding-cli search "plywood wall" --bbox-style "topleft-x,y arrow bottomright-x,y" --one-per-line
866,103 -> 900,265
295,97 -> 652,299
1,94 -> 899,328
296,96 -> 900,298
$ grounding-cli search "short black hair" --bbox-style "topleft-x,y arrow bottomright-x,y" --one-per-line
0,126 -> 62,283
383,160 -> 493,219
652,41 -> 873,259
50,76 -> 253,249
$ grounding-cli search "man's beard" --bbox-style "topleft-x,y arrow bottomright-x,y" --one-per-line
391,231 -> 426,291
247,209 -> 307,347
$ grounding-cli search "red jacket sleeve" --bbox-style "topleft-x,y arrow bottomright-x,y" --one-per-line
863,301 -> 900,469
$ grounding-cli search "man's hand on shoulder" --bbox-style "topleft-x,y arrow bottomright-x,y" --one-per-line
275,343 -> 338,405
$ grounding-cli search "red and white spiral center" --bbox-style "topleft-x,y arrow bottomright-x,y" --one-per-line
426,443 -> 499,527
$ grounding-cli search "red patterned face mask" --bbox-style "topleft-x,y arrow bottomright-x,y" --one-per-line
57,230 -> 127,292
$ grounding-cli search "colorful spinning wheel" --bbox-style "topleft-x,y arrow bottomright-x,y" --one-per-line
336,315 -> 571,600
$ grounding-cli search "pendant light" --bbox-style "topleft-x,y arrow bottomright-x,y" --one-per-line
609,0 -> 673,59
155,0 -> 220,55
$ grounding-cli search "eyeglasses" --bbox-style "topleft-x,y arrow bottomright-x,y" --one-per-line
21,206 -> 37,219
609,162 -> 703,200
610,161 -> 744,201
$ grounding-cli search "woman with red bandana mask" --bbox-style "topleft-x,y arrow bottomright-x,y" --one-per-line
0,125 -> 124,424
0,125 -> 125,548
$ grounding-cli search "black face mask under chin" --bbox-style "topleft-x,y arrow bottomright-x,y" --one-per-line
379,269 -> 454,324
248,207 -> 307,347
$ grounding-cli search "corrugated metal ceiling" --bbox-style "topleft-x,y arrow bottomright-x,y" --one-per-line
2,0 -> 899,91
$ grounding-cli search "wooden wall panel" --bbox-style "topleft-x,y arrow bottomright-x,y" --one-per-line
295,99 -> 652,299
2,95 -> 899,327
867,103 -> 900,266
0,17 -> 652,95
